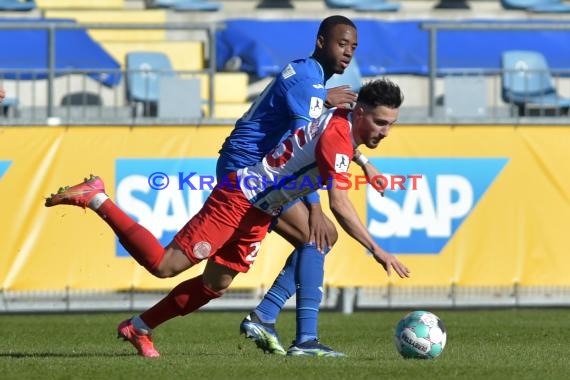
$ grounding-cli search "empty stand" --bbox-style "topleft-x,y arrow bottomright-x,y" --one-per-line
149,0 -> 222,11
500,0 -> 570,12
324,0 -> 359,8
256,0 -> 293,8
126,51 -> 175,117
353,1 -> 401,12
0,0 -> 35,11
103,41 -> 204,72
61,91 -> 102,106
43,9 -> 167,42
324,0 -> 399,11
502,50 -> 570,116
528,2 -> 570,12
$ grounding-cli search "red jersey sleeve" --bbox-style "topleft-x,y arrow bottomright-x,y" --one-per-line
315,110 -> 354,182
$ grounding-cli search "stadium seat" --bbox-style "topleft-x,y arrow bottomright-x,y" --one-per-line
126,51 -> 175,117
324,0 -> 399,10
61,92 -> 103,106
528,2 -> 570,12
149,0 -> 221,11
500,0 -> 570,11
325,57 -> 363,93
0,0 -> 35,11
501,50 -> 570,116
499,0 -> 541,9
353,1 -> 401,12
103,41 -> 204,72
324,0 -> 359,7
256,0 -> 293,8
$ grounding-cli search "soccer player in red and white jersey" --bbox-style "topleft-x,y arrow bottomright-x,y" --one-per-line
44,78 -> 410,358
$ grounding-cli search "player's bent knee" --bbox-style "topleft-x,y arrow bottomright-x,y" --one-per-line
150,266 -> 177,279
152,246 -> 193,278
201,261 -> 239,293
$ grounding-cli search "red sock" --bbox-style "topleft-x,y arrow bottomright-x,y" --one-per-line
140,276 -> 222,329
96,199 -> 164,273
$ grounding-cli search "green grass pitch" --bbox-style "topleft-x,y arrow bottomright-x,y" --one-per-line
1,309 -> 569,379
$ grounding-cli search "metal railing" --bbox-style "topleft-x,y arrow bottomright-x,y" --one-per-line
420,22 -> 570,119
0,22 -> 224,120
1,21 -> 570,125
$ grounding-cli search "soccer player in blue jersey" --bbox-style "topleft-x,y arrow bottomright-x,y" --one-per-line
217,15 -> 383,357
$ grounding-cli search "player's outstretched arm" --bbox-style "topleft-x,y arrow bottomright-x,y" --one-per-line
327,176 -> 410,279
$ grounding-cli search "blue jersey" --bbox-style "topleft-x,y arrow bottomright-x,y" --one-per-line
216,57 -> 328,180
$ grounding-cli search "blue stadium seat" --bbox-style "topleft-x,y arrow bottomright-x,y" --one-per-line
353,1 -> 401,11
325,0 -> 400,11
0,0 -> 35,11
126,52 -> 175,117
529,2 -> 570,12
324,0 -> 360,7
151,0 -> 221,11
325,57 -> 363,93
500,0 -> 570,11
501,50 -> 570,116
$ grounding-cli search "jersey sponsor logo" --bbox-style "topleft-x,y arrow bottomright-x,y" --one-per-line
282,64 -> 296,79
313,84 -> 324,89
309,97 -> 323,118
334,154 -> 350,172
0,160 -> 11,180
366,158 -> 508,254
114,158 -> 216,257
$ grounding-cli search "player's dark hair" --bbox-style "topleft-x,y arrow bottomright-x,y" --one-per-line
357,78 -> 404,109
317,15 -> 356,38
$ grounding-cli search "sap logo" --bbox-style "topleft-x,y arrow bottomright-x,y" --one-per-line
0,160 -> 11,180
115,158 -> 216,257
366,158 -> 508,254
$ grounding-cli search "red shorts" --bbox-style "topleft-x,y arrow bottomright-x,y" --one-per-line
173,172 -> 272,273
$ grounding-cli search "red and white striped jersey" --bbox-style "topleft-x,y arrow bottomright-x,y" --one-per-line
237,108 -> 355,214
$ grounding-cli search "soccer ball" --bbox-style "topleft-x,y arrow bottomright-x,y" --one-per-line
394,310 -> 447,359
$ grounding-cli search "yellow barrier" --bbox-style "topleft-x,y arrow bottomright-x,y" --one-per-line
0,124 -> 569,292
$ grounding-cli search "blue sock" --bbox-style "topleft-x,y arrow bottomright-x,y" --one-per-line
295,243 -> 324,344
255,249 -> 299,324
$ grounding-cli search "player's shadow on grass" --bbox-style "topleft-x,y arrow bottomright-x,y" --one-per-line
0,352 -> 134,358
